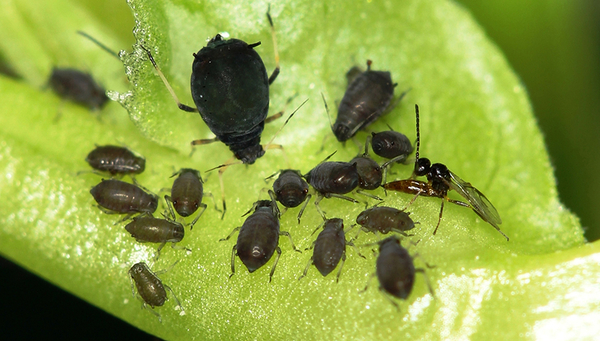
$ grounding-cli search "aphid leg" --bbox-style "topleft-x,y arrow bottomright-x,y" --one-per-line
140,45 -> 197,112
170,242 -> 192,254
313,195 -> 327,220
190,136 -> 219,157
164,195 -> 177,221
264,93 -> 297,124
296,194 -> 311,224
203,192 -> 222,213
142,302 -> 162,322
360,272 -> 377,293
401,191 -> 422,212
189,203 -> 207,230
229,245 -> 237,279
113,213 -> 135,225
298,256 -> 314,281
267,190 -> 282,218
154,242 -> 167,261
356,189 -> 382,202
379,288 -> 400,311
432,199 -> 445,235
328,193 -> 361,205
269,246 -> 282,282
416,268 -> 435,299
154,260 -> 180,276
266,4 -> 280,84
279,230 -> 301,253
219,226 -> 241,242
163,283 -> 184,314
346,239 -> 366,259
335,251 -> 346,283
385,87 -> 412,114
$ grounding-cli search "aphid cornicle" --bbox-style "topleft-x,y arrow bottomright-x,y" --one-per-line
298,218 -> 357,282
304,153 -> 361,219
48,67 -> 109,110
165,168 -> 207,229
219,199 -> 300,282
124,214 -> 186,260
142,7 -> 281,164
383,105 -> 509,241
129,262 -> 182,322
363,236 -> 433,309
333,60 -> 400,142
85,145 -> 145,176
268,169 -> 311,223
355,206 -> 416,237
90,179 -> 158,216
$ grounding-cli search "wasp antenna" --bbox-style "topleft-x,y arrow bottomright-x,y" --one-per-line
415,104 -> 421,163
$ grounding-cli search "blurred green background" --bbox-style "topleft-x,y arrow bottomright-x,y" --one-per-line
458,0 -> 600,241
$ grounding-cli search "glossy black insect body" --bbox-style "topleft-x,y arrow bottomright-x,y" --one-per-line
48,67 -> 109,110
220,200 -> 299,282
383,105 -> 508,241
356,206 -> 415,236
304,153 -> 362,219
143,8 -> 280,164
362,236 -> 433,309
304,161 -> 360,196
299,218 -> 350,282
350,154 -> 383,190
90,179 -> 158,215
376,237 -> 415,300
129,262 -> 182,322
165,168 -> 207,229
85,145 -> 145,176
333,60 -> 397,142
370,130 -> 413,161
268,169 -> 311,223
124,215 -> 185,259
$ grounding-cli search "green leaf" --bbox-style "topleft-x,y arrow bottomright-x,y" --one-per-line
0,0 -> 594,340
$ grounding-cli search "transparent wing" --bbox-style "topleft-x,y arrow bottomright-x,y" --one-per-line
443,171 -> 502,228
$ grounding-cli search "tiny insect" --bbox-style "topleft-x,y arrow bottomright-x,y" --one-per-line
124,214 -> 188,260
362,236 -> 433,309
48,67 -> 109,110
303,152 -> 361,220
164,168 -> 208,229
90,179 -> 158,219
348,139 -> 384,200
267,169 -> 311,223
355,206 -> 416,239
330,60 -> 407,142
369,129 -> 413,163
219,199 -> 300,282
383,105 -> 508,241
85,145 -> 145,176
129,262 -> 182,322
298,218 -> 361,282
141,7 -> 281,164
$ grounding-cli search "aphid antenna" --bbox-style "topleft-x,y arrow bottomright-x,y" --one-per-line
140,45 -> 197,113
321,92 -> 334,130
77,31 -> 120,59
263,98 -> 309,149
266,4 -> 280,84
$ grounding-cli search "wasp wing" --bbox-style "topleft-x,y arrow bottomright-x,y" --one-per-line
443,171 -> 502,228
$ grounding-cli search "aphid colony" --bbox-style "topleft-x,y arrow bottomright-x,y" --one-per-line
75,7 -> 508,321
